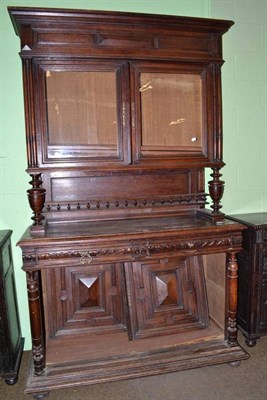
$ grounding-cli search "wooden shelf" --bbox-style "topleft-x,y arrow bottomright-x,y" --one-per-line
26,323 -> 248,394
46,321 -> 223,365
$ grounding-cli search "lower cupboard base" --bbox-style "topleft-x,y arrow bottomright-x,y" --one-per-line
25,338 -> 249,396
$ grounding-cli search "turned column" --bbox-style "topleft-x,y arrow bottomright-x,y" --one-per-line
208,62 -> 225,222
27,174 -> 46,230
226,252 -> 238,346
208,167 -> 225,218
26,270 -> 45,375
22,58 -> 46,232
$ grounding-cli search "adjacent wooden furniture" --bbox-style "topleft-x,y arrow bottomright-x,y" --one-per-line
0,230 -> 24,385
9,7 -> 249,399
227,213 -> 267,347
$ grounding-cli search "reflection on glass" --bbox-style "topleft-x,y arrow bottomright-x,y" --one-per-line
45,71 -> 118,147
140,72 -> 203,150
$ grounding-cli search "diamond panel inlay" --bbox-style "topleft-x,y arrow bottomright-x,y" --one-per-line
79,277 -> 98,288
156,275 -> 178,306
156,276 -> 168,305
79,276 -> 99,307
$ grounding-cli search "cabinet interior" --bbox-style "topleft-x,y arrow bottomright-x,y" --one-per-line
42,253 -> 226,367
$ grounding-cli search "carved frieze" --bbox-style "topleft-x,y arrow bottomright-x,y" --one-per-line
22,235 -> 242,265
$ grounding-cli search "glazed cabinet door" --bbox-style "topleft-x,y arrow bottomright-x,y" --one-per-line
130,62 -> 215,165
29,59 -> 219,169
34,60 -> 131,167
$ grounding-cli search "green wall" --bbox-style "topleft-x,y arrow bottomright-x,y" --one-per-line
211,0 -> 267,213
0,0 -> 266,350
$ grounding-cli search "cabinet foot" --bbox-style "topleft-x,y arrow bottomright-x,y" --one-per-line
245,338 -> 257,347
228,360 -> 241,367
32,393 -> 49,399
4,376 -> 18,385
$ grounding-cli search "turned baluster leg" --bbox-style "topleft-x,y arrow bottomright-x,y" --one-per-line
26,270 -> 45,375
27,174 -> 46,230
208,167 -> 225,219
226,252 -> 238,346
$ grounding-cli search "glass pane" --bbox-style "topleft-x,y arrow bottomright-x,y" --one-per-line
140,72 -> 203,150
45,71 -> 118,147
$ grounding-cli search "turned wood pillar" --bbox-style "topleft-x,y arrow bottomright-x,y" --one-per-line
22,58 -> 46,231
27,174 -> 46,230
208,62 -> 225,222
226,252 -> 238,346
208,167 -> 225,220
26,270 -> 45,375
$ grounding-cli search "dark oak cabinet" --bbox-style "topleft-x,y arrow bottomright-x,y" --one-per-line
9,7 -> 248,398
227,213 -> 267,346
0,230 -> 24,385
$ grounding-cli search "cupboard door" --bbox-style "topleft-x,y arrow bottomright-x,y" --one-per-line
124,256 -> 209,339
37,61 -> 130,166
42,263 -> 127,338
131,62 -> 210,164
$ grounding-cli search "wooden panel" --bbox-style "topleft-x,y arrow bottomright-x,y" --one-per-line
263,253 -> 267,279
203,253 -> 226,329
1,241 -> 12,276
124,256 -> 209,339
4,272 -> 20,352
260,283 -> 267,328
50,171 -> 191,202
46,321 -> 223,365
42,263 -> 127,338
36,31 -> 212,56
0,231 -> 24,385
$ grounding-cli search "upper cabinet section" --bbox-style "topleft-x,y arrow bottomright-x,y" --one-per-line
9,7 -> 233,169
9,7 -> 233,225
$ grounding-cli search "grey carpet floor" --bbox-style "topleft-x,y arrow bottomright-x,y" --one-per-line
1,334 -> 266,400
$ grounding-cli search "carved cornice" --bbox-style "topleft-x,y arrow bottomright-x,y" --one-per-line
22,235 -> 242,264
